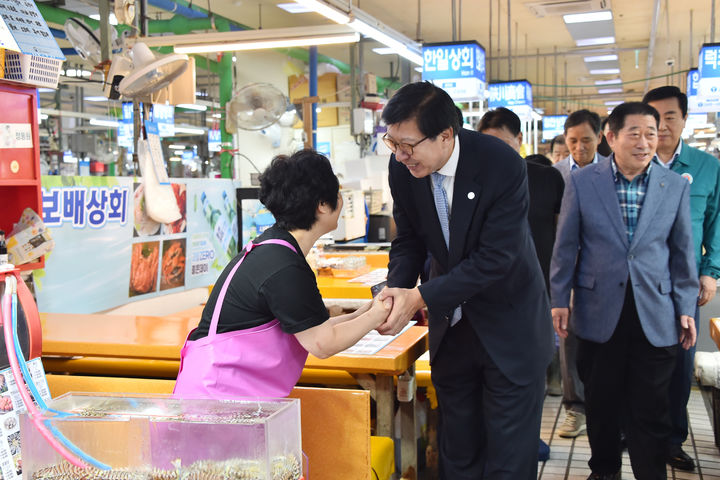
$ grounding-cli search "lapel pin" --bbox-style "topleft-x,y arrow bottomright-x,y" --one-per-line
660,182 -> 665,187
467,192 -> 476,200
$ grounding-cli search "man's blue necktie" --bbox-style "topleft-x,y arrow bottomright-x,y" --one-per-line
431,172 -> 462,326
431,172 -> 450,247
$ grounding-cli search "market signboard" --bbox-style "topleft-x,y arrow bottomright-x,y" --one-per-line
36,176 -> 239,314
696,44 -> 720,112
488,81 -> 533,109
422,41 -> 486,101
542,115 -> 567,141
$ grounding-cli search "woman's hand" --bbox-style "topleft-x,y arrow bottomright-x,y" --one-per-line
369,291 -> 393,328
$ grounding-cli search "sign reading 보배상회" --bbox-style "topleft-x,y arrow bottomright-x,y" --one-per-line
422,41 -> 486,101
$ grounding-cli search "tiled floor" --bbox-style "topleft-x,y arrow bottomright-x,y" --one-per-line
538,388 -> 720,479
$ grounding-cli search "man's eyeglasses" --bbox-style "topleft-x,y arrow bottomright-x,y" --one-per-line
382,133 -> 429,156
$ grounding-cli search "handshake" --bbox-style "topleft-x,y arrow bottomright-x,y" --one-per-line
368,286 -> 426,336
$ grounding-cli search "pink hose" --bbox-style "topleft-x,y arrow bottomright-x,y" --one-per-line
1,290 -> 87,468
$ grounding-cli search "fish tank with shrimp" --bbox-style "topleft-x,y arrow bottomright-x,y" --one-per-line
20,393 -> 302,480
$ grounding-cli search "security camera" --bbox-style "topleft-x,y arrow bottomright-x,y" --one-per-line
666,58 -> 676,67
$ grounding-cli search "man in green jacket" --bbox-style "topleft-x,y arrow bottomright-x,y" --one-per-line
644,86 -> 720,472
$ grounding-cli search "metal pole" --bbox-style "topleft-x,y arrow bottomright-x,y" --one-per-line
553,46 -> 558,114
712,0 -> 716,43
644,0 -> 661,94
310,46 -> 318,150
497,0 -> 501,77
489,0 -> 492,81
416,0 -> 422,41
564,60 -> 567,111
690,10 -> 694,67
98,0 -> 111,62
458,0 -> 462,40
451,0 -> 457,41
350,43 -> 357,110
507,0 -> 511,79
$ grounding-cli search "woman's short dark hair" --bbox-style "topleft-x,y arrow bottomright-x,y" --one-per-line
258,149 -> 339,231
607,102 -> 660,135
382,82 -> 461,138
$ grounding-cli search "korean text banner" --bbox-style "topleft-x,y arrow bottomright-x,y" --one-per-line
36,176 -> 239,314
488,81 -> 533,109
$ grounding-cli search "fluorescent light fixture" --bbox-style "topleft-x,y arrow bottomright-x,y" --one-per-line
174,33 -> 359,53
349,17 -> 422,65
38,88 -> 55,93
84,96 -> 108,102
590,68 -> 621,75
90,13 -> 118,25
169,144 -> 187,149
277,2 -> 312,13
563,11 -> 613,24
372,47 -> 396,55
604,101 -> 623,106
293,0 -> 350,24
598,88 -> 623,94
584,54 -> 618,62
89,118 -> 120,128
694,132 -> 716,138
176,103 -> 207,111
576,36 -> 615,47
174,126 -> 206,135
688,141 -> 706,147
136,25 -> 360,54
595,78 -> 622,85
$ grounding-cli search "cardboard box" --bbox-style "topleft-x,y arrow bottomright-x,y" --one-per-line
288,73 -> 338,127
336,74 -> 351,101
364,73 -> 377,95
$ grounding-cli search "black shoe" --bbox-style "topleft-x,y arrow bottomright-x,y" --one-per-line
587,472 -> 620,480
666,445 -> 695,471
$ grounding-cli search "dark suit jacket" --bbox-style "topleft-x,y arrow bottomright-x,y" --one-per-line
387,128 -> 553,386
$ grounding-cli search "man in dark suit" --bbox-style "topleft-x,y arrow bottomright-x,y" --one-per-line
550,102 -> 698,479
377,82 -> 553,479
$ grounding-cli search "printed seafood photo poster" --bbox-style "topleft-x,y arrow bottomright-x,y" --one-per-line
36,177 -> 239,314
0,358 -> 52,480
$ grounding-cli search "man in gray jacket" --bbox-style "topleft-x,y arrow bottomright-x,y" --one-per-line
550,102 -> 697,480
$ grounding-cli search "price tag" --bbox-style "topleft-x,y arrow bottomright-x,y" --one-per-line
144,121 -> 170,185
0,0 -> 64,59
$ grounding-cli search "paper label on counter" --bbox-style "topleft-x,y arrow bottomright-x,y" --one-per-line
0,124 -> 32,149
341,321 -> 416,355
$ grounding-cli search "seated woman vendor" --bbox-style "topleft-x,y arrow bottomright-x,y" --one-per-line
174,149 -> 391,399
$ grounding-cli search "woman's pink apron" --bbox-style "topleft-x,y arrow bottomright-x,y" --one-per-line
173,239 -> 308,399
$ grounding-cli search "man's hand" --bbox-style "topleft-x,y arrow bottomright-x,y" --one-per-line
551,308 -> 570,339
679,315 -> 697,350
376,287 -> 425,335
699,275 -> 718,306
